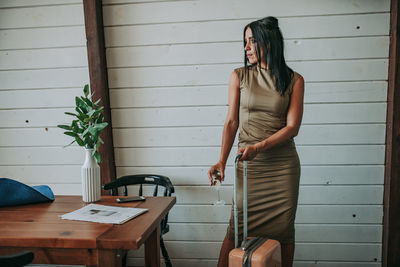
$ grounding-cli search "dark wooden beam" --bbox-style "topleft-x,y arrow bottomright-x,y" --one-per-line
83,0 -> 116,194
383,0 -> 400,265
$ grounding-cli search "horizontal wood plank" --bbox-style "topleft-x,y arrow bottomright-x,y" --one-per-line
0,128 -> 73,147
293,262 -> 380,267
0,108 -> 74,128
0,88 -> 79,109
164,223 -> 382,243
117,165 -> 384,185
0,68 -> 89,90
128,241 -> 381,261
0,47 -> 87,70
114,145 -> 385,166
0,165 -> 80,183
2,80 -> 386,110
104,13 -> 390,47
0,4 -> 84,29
103,0 -> 389,25
32,183 -> 81,195
112,124 -> 385,148
168,204 -> 382,224
0,103 -> 386,128
127,258 -> 381,267
0,165 -> 383,186
0,0 -> 81,8
111,103 -> 386,128
0,26 -> 86,50
296,124 -> 386,145
305,81 -> 387,103
109,81 -> 387,108
127,185 -> 383,205
108,60 -> 388,88
0,146 -> 83,165
106,36 -> 389,67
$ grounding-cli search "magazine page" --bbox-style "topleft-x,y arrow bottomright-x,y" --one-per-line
61,204 -> 148,224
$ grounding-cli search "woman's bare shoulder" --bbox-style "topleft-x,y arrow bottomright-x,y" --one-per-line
292,71 -> 304,86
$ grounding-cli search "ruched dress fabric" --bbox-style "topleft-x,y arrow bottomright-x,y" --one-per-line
226,65 -> 301,244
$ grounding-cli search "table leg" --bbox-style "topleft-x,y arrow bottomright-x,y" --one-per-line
97,249 -> 124,267
145,225 -> 160,267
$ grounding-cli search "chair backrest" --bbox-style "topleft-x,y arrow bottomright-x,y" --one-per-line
0,251 -> 34,267
102,174 -> 175,235
102,174 -> 174,197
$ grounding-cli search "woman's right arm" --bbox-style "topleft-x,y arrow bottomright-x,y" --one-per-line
208,70 -> 240,185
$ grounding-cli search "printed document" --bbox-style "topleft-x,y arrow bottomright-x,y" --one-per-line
61,204 -> 148,224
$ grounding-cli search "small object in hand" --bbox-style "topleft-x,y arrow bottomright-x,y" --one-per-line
212,175 -> 225,206
214,179 -> 221,190
116,196 -> 146,203
212,171 -> 222,186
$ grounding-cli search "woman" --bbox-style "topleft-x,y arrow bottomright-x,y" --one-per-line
208,16 -> 304,267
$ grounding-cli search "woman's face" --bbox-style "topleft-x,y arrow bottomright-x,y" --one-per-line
244,27 -> 258,64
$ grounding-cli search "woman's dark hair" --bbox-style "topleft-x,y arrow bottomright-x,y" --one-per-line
244,16 -> 294,95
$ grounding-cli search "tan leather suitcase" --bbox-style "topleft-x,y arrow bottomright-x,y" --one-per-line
229,238 -> 281,267
228,154 -> 282,267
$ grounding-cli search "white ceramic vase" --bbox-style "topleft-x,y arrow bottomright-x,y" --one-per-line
81,148 -> 101,202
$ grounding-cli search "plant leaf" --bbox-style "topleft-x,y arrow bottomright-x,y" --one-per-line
75,97 -> 88,113
94,151 -> 102,163
64,131 -> 78,138
71,120 -> 82,133
75,136 -> 85,147
83,84 -> 89,97
76,112 -> 87,122
94,98 -> 101,106
95,114 -> 104,124
95,140 -> 100,150
63,139 -> 76,148
57,124 -> 71,130
87,108 -> 97,117
87,126 -> 95,136
82,96 -> 93,108
65,112 -> 78,117
82,127 -> 90,137
91,106 -> 104,117
84,136 -> 93,148
91,122 -> 108,133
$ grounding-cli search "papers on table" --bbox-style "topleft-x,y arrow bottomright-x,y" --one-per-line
61,204 -> 148,224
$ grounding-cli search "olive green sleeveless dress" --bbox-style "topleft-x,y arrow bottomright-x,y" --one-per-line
226,65 -> 301,244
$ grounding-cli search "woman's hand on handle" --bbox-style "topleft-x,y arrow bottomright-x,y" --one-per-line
238,144 -> 259,161
208,161 -> 225,186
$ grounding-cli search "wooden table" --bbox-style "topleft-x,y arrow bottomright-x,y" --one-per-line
0,196 -> 176,267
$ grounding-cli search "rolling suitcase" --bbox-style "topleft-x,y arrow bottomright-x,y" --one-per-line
229,154 -> 282,267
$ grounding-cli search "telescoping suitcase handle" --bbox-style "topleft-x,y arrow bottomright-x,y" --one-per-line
233,155 -> 276,266
234,153 -> 248,249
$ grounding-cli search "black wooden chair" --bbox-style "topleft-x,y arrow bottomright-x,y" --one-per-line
0,251 -> 34,267
103,174 -> 175,267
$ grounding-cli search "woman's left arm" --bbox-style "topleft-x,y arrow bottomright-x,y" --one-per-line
239,74 -> 305,160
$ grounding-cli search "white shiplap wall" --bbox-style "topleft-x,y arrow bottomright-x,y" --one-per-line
0,0 -> 89,194
103,0 -> 388,266
0,0 -> 388,266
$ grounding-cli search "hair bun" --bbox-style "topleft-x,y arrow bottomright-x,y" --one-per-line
259,16 -> 279,29
269,16 -> 279,28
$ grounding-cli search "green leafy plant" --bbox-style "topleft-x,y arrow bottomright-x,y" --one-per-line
57,84 -> 108,163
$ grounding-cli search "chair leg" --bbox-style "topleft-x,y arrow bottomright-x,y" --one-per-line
160,237 -> 172,267
122,252 -> 127,267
